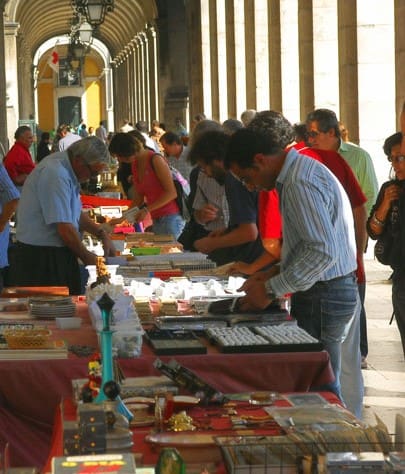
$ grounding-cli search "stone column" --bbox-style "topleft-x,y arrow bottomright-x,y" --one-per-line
135,36 -> 143,121
104,66 -> 114,131
280,0 -> 300,121
338,0 -> 358,143
123,58 -> 130,122
0,2 -> 8,151
225,0 -> 236,118
395,0 -> 405,126
186,0 -> 204,120
356,1 -> 395,182
208,0 -> 219,120
140,32 -> 151,124
268,0 -> 282,111
200,0 -> 212,119
4,21 -> 20,144
127,44 -> 135,123
298,0 -> 314,120
254,0 -> 270,110
244,0 -> 256,109
147,25 -> 159,121
313,0 -> 338,112
215,0 -> 228,121
18,37 -> 34,120
233,0 -> 247,116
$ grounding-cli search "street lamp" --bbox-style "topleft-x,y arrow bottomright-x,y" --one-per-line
79,21 -> 93,44
74,0 -> 114,28
71,38 -> 86,59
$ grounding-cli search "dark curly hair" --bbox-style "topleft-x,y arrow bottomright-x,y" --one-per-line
383,132 -> 402,158
224,110 -> 294,169
187,130 -> 229,166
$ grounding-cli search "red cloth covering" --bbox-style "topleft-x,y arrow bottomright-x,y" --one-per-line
44,392 -> 342,473
80,195 -> 132,208
0,301 -> 334,470
80,195 -> 153,230
3,142 -> 35,181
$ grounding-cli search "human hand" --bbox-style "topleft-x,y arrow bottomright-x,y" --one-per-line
134,207 -> 150,223
108,216 -> 125,227
208,228 -> 226,238
239,271 -> 270,293
237,281 -> 272,312
194,236 -> 217,254
382,184 -> 402,206
227,261 -> 255,275
198,204 -> 218,223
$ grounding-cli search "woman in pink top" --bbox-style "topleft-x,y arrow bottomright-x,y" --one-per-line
109,133 -> 185,238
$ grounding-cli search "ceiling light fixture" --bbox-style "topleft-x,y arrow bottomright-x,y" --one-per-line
74,0 -> 114,28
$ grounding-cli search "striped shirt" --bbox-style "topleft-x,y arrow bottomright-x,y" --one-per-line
193,171 -> 229,231
266,148 -> 357,296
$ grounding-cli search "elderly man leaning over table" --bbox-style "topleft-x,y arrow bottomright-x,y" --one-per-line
8,137 -> 116,295
225,111 -> 362,417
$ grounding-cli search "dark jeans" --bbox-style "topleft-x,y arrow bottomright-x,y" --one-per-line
291,273 -> 358,401
358,282 -> 368,357
392,271 -> 405,359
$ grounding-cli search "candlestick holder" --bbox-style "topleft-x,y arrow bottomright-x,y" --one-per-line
94,292 -> 133,421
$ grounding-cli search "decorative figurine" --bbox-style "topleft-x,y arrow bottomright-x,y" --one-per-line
81,352 -> 102,402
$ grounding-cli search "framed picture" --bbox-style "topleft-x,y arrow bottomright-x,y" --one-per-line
58,58 -> 81,87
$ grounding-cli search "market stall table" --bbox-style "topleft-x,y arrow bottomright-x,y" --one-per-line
44,392 -> 343,474
0,300 -> 334,470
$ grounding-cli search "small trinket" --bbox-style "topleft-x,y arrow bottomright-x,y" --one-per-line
167,411 -> 196,431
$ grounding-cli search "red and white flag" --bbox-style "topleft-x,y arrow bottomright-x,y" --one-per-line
47,47 -> 59,73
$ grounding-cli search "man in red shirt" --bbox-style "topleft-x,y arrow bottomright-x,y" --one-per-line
3,126 -> 35,189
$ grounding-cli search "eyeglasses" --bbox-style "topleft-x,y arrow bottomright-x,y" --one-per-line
388,155 -> 405,164
81,158 -> 105,178
307,131 -> 321,138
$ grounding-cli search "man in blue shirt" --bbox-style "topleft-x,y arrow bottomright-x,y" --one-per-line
225,111 -> 359,404
0,165 -> 20,292
10,137 -> 115,295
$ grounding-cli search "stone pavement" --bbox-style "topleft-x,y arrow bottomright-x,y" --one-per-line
362,258 -> 405,433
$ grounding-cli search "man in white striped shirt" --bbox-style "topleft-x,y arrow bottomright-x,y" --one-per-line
225,111 -> 359,405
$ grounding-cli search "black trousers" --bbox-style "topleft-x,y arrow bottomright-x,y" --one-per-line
8,242 -> 82,295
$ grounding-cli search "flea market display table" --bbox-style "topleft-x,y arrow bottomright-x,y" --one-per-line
0,300 -> 334,470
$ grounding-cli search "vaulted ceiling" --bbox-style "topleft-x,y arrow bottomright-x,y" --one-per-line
3,0 -> 158,60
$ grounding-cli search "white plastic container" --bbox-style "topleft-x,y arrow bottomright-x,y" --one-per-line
56,317 -> 82,329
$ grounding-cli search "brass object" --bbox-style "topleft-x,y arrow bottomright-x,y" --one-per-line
167,411 -> 196,432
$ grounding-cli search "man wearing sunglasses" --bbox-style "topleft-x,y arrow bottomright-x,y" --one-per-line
9,137 -> 115,295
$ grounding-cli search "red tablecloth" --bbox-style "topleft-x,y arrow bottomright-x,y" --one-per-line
0,301 -> 334,470
80,195 -> 132,208
80,195 -> 153,230
44,392 -> 342,473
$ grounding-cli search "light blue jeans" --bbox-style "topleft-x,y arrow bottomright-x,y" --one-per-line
291,273 -> 359,405
341,294 -> 364,418
152,213 -> 185,240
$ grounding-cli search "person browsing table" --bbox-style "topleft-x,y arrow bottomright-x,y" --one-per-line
9,137 -> 115,295
225,111 -> 359,403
